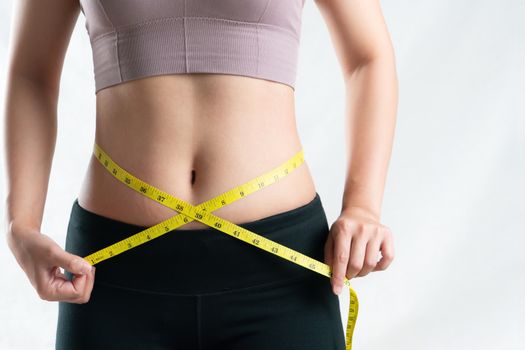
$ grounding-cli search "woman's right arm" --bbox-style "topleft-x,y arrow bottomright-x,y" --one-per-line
3,0 -> 95,303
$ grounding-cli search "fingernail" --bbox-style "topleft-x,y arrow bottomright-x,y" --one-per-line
92,266 -> 96,273
82,262 -> 92,274
333,285 -> 342,295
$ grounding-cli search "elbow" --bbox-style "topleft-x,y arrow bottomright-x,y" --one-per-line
342,49 -> 398,87
343,47 -> 397,77
7,69 -> 60,101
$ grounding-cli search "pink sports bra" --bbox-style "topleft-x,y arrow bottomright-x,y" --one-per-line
78,0 -> 306,94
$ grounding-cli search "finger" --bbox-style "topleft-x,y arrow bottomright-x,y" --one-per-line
53,266 -> 67,280
374,233 -> 395,271
331,230 -> 351,295
32,264 -> 76,302
357,237 -> 381,277
48,260 -> 94,302
54,248 -> 92,276
49,271 -> 88,302
346,233 -> 366,279
70,266 -> 95,304
79,266 -> 96,303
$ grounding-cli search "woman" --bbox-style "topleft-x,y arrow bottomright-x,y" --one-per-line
4,0 -> 397,349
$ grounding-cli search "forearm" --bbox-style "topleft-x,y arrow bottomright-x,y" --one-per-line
3,74 -> 59,235
341,55 -> 398,221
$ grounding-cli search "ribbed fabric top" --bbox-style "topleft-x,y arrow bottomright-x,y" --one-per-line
78,0 -> 306,94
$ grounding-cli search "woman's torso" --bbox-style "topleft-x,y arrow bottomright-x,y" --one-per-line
77,73 -> 317,229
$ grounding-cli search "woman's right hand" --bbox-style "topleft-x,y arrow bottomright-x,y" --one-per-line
6,225 -> 96,304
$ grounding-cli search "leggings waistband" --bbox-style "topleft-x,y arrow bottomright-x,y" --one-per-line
64,192 -> 330,295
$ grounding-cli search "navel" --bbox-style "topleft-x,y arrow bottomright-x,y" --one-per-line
191,169 -> 196,186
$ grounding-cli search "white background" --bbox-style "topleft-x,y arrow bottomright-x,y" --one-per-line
1,1 -> 524,349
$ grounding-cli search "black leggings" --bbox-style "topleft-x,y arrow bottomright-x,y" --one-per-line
55,192 -> 346,349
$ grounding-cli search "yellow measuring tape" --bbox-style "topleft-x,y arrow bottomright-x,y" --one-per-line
83,142 -> 359,350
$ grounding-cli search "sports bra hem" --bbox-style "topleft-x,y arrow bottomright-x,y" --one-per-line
91,15 -> 300,45
90,15 -> 300,94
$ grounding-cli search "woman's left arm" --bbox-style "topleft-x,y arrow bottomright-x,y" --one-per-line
314,0 -> 398,295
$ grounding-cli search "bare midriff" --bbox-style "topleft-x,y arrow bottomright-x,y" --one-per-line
77,73 -> 317,230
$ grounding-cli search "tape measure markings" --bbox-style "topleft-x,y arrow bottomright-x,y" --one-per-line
84,145 -> 302,264
88,142 -> 358,350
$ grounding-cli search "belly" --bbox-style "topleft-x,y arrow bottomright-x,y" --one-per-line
77,73 -> 317,229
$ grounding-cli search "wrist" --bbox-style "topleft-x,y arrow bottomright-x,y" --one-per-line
7,220 -> 41,240
340,204 -> 381,222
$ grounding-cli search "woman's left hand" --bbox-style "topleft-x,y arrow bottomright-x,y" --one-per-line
324,207 -> 395,295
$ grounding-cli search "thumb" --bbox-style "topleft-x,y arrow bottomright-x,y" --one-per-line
54,249 -> 92,275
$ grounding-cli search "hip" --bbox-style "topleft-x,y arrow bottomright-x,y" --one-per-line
64,191 -> 332,294
57,192 -> 345,348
